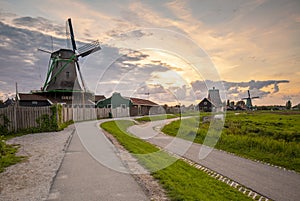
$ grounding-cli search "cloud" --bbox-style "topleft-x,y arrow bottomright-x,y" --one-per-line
12,16 -> 65,37
190,79 -> 290,102
108,29 -> 152,40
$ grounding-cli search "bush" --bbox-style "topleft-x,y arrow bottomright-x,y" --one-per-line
0,114 -> 10,135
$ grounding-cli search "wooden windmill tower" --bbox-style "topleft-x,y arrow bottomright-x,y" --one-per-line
242,90 -> 259,109
35,18 -> 101,105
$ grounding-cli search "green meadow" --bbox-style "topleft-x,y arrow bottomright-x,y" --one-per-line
162,111 -> 300,172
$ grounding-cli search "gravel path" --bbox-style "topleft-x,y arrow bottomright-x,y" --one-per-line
0,126 -> 74,201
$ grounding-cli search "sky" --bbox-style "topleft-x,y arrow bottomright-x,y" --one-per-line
0,0 -> 299,106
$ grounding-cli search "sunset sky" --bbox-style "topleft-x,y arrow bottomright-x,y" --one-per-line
0,0 -> 299,106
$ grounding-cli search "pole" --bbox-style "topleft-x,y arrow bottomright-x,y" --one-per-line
14,82 -> 18,132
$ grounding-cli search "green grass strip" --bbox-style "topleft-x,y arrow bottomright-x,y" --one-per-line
135,114 -> 178,122
101,120 -> 252,201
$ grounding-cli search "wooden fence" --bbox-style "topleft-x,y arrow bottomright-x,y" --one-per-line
0,105 -> 111,132
62,106 -> 111,122
0,105 -> 51,132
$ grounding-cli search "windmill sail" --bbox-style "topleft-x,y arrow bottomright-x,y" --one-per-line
78,40 -> 101,57
68,18 -> 77,51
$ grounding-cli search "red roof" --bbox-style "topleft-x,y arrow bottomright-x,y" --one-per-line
130,97 -> 158,106
18,93 -> 49,101
94,95 -> 106,102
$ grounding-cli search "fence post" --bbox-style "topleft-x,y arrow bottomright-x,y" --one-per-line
14,103 -> 18,132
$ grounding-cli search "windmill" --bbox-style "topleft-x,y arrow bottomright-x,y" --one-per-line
41,18 -> 101,93
242,90 -> 259,109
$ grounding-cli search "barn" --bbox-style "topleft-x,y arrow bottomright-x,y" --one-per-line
129,97 -> 160,116
198,98 -> 216,112
97,92 -> 160,117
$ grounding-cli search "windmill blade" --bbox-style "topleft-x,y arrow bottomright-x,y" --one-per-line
67,18 -> 77,51
252,96 -> 259,99
247,90 -> 251,98
77,40 -> 101,57
37,48 -> 52,54
65,21 -> 71,49
75,61 -> 86,92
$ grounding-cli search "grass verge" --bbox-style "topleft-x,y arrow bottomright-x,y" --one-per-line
135,114 -> 177,122
0,136 -> 24,173
101,120 -> 252,201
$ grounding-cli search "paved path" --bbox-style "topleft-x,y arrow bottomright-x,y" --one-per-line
128,119 -> 300,201
47,120 -> 148,201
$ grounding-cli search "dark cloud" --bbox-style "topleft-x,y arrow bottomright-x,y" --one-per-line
223,80 -> 289,91
12,16 -> 65,36
0,21 -> 66,96
108,29 -> 152,40
136,84 -> 167,95
190,79 -> 289,101
115,50 -> 148,63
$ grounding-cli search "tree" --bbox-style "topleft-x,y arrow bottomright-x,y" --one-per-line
286,100 -> 292,110
226,99 -> 230,106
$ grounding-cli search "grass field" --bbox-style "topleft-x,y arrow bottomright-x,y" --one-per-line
162,111 -> 300,172
101,120 -> 252,201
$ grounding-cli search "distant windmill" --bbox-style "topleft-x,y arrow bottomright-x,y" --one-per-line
242,90 -> 259,109
41,18 -> 101,92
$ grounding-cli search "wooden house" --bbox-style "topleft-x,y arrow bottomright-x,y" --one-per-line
130,97 -> 159,116
18,93 -> 52,107
97,92 -> 160,117
17,93 -> 103,107
198,98 -> 216,112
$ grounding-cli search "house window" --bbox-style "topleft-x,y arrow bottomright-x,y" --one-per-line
66,72 -> 70,79
32,101 -> 38,105
121,104 -> 126,109
204,101 -> 207,105
107,104 -> 112,108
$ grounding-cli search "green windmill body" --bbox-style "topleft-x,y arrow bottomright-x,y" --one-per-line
43,49 -> 82,92
242,90 -> 259,109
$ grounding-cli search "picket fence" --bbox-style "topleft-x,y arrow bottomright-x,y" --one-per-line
0,105 -> 111,132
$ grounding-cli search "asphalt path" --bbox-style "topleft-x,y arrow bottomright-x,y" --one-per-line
128,119 -> 300,201
47,120 -> 148,201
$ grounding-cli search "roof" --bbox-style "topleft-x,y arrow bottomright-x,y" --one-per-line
130,97 -> 158,106
208,87 -> 222,106
198,97 -> 216,107
18,93 -> 49,101
94,95 -> 106,102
